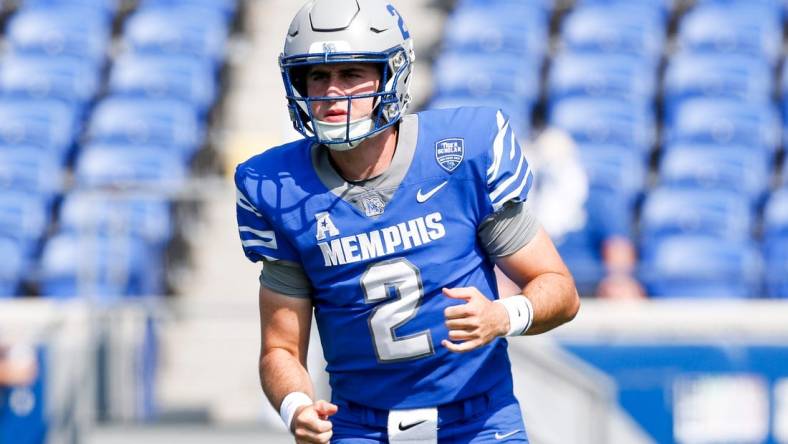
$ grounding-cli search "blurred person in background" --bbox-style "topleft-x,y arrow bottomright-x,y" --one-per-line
0,344 -> 37,387
497,128 -> 645,300
234,0 -> 579,443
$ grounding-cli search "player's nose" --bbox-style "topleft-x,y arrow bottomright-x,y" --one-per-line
324,80 -> 346,98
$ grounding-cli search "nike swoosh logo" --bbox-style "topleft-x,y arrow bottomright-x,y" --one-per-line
416,181 -> 448,203
398,419 -> 427,431
495,430 -> 521,440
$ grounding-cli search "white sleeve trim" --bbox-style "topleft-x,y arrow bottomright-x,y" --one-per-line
239,226 -> 275,238
486,111 -> 509,185
236,189 -> 263,217
239,226 -> 278,249
242,239 -> 278,249
489,152 -> 526,202
492,165 -> 533,212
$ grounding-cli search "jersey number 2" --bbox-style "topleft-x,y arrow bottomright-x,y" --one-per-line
361,259 -> 434,363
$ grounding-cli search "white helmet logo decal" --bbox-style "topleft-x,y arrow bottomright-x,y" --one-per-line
308,41 -> 351,53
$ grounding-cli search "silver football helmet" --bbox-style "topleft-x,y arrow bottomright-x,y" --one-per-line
280,0 -> 415,151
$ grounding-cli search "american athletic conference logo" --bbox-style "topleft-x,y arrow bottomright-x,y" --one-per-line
435,138 -> 464,173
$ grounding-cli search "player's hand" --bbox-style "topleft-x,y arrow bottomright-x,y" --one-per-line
291,399 -> 338,444
441,287 -> 509,353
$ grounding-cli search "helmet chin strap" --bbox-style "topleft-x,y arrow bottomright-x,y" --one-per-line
315,116 -> 376,151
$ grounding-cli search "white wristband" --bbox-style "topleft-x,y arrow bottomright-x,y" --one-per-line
279,391 -> 313,432
495,295 -> 534,336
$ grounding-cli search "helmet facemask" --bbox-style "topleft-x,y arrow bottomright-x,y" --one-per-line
280,44 -> 414,151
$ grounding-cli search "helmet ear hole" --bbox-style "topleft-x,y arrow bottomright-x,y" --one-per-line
290,66 -> 310,97
375,63 -> 386,91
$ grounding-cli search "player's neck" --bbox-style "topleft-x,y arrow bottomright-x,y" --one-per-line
328,126 -> 398,182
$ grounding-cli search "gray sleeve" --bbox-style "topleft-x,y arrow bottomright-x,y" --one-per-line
478,200 -> 540,258
259,259 -> 313,298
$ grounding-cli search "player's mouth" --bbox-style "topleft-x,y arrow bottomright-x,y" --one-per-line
322,109 -> 349,123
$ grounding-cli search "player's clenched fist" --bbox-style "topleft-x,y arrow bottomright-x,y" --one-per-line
441,287 -> 509,353
292,400 -> 338,444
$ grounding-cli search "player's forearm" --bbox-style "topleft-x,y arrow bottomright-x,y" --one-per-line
260,347 -> 315,410
521,271 -> 579,335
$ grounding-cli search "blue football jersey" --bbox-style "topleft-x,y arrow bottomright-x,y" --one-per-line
235,107 -> 534,409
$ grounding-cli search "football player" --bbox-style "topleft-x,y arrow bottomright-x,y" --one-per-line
235,1 -> 580,442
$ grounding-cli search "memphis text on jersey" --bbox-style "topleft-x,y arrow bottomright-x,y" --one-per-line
317,212 -> 446,267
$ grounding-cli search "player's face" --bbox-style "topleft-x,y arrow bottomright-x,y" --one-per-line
305,63 -> 381,123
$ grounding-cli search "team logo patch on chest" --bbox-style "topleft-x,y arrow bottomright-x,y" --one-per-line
435,138 -> 465,173
360,193 -> 386,217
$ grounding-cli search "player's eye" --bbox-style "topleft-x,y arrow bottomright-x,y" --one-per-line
308,71 -> 329,82
342,70 -> 363,79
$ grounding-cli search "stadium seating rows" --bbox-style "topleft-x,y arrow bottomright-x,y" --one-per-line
432,0 -> 788,298
0,0 -> 236,298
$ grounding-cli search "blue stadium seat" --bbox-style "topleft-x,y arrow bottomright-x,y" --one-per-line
457,0 -> 551,15
549,97 -> 655,151
0,55 -> 101,110
678,4 -> 782,65
0,237 -> 23,297
6,7 -> 110,65
109,53 -> 217,116
695,0 -> 781,15
764,239 -> 788,298
640,235 -> 762,298
666,98 -> 780,151
659,146 -> 771,205
87,97 -> 202,160
763,189 -> 788,243
664,52 -> 772,117
639,188 -> 753,246
575,0 -> 672,16
39,232 -> 162,298
432,52 -> 540,109
123,7 -> 228,65
555,239 -> 605,297
577,144 -> 646,206
0,99 -> 77,160
139,0 -> 238,22
442,4 -> 549,59
548,144 -> 646,296
75,144 -> 187,188
560,5 -> 666,64
564,195 -> 637,296
0,147 -> 63,201
60,192 -> 173,247
554,160 -> 644,296
0,191 -> 49,259
21,0 -> 118,21
548,52 -> 657,106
